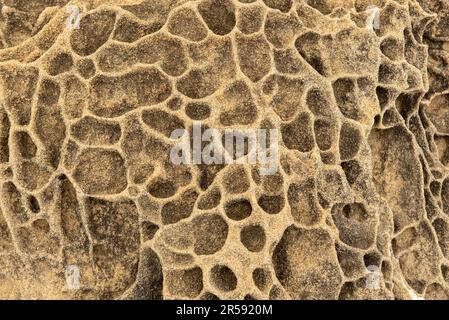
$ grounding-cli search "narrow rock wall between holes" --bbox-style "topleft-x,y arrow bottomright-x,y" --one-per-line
0,0 -> 448,300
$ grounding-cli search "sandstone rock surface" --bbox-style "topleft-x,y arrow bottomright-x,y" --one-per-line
0,0 -> 448,300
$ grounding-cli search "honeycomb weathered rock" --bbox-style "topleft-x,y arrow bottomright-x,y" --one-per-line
0,0 -> 448,300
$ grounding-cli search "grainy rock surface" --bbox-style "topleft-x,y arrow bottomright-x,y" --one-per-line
0,0 -> 448,300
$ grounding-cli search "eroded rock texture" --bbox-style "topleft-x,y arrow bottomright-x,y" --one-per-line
0,0 -> 448,300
